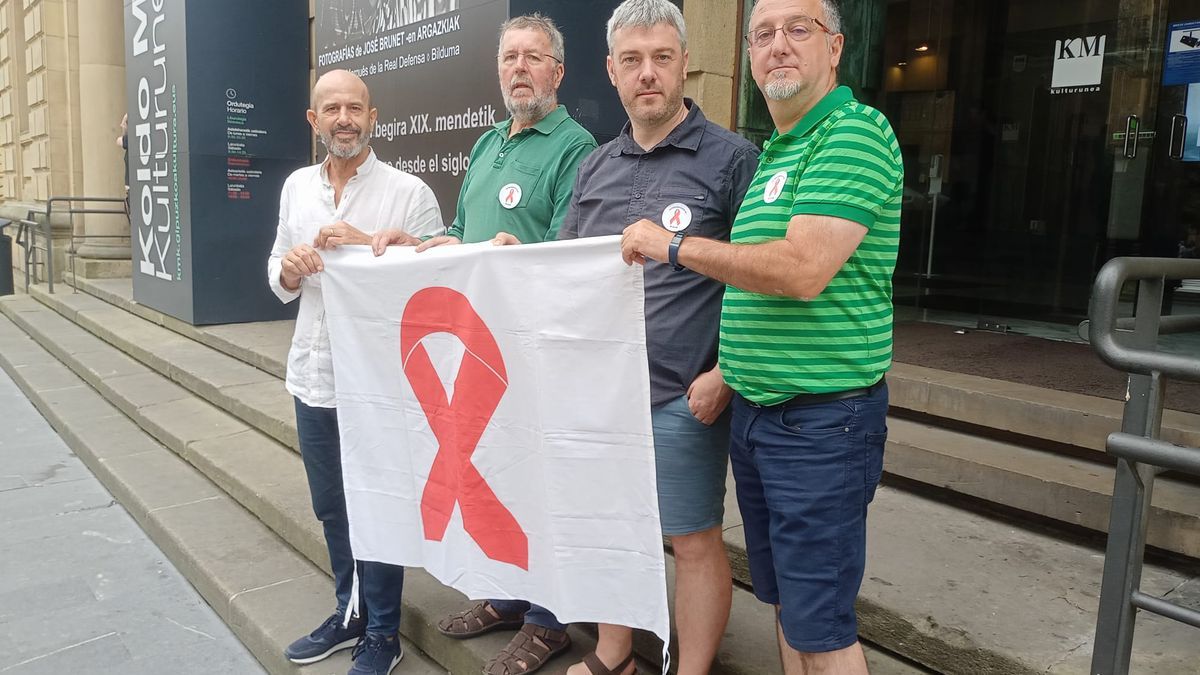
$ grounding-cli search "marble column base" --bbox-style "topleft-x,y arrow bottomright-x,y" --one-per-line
75,239 -> 131,260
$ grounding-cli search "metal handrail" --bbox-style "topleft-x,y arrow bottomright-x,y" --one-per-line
15,209 -> 48,293
43,196 -> 129,293
1088,256 -> 1200,675
8,216 -> 37,293
1089,256 -> 1200,379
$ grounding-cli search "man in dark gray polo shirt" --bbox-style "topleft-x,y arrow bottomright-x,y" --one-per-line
556,1 -> 758,673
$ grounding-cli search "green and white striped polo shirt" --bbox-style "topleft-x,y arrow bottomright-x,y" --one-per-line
719,86 -> 903,405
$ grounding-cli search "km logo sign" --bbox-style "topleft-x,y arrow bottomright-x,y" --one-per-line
1057,35 -> 1104,59
1051,34 -> 1106,93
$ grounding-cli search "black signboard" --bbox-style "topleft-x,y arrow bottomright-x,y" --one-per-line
314,0 -> 629,217
124,0 -> 309,324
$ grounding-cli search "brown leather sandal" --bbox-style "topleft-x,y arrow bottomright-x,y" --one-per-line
482,624 -> 572,675
436,600 -> 526,639
581,651 -> 636,675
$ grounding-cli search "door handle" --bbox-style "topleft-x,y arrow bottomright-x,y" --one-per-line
1123,115 -> 1140,159
1168,114 -> 1187,161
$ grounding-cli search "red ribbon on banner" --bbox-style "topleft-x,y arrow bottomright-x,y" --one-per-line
400,286 -> 529,570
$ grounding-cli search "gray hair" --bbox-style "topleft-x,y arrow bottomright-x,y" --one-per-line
606,0 -> 687,53
819,0 -> 842,35
498,13 -> 565,63
751,0 -> 843,36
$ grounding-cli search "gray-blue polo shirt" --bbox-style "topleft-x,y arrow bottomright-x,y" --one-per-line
560,101 -> 759,406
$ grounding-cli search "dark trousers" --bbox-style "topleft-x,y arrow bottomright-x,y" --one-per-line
294,398 -> 405,635
487,600 -> 565,631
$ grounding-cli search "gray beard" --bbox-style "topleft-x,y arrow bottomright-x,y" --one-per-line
764,77 -> 802,101
320,130 -> 371,159
505,93 -> 556,126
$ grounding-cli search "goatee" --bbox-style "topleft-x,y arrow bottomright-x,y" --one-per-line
764,77 -> 801,101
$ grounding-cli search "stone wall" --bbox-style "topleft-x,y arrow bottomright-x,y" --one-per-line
682,0 -> 742,129
0,0 -> 81,206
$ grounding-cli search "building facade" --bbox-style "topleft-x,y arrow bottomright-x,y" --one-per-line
0,0 -> 127,264
4,0 -> 1197,327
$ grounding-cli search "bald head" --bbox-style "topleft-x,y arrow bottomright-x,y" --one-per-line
308,69 -> 377,161
311,69 -> 371,111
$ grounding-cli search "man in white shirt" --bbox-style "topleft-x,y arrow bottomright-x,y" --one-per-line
267,69 -> 443,675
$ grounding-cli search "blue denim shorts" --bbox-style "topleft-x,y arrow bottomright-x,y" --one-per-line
728,381 -> 888,653
652,395 -> 730,536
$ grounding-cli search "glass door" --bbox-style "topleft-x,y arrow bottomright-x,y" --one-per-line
734,0 -> 1197,329
1141,0 -> 1200,314
872,0 -> 1179,325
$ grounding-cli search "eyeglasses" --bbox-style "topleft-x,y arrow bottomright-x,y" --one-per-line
744,17 -> 834,49
498,51 -> 561,67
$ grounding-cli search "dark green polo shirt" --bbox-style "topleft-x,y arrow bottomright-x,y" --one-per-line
719,86 -> 904,404
448,105 -> 596,244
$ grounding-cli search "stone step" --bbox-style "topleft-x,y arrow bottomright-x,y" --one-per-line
717,471 -> 1200,673
28,281 -> 1200,560
72,276 -> 292,379
0,293 -> 919,675
67,254 -> 133,281
0,309 -> 446,675
8,293 -> 1200,674
885,417 -> 1200,559
71,276 -> 1200,455
28,283 -> 300,452
888,361 -> 1200,456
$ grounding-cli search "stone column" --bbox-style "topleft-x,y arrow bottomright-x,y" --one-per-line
683,0 -> 740,129
74,0 -> 128,262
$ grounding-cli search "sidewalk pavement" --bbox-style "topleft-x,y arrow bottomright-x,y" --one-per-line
0,364 -> 266,675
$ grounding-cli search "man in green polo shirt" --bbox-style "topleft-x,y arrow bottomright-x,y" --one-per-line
373,14 -> 594,254
373,13 -> 595,675
620,1 -> 902,673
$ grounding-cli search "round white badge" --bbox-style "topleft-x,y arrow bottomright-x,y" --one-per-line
662,203 -> 693,232
499,183 -> 522,209
763,171 -> 789,204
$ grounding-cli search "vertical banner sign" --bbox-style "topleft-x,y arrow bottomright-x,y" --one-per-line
126,0 -> 184,284
124,0 -> 309,325
315,0 -> 508,216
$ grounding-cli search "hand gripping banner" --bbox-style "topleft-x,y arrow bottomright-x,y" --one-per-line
400,286 -> 529,569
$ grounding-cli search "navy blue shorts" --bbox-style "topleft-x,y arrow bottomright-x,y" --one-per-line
728,381 -> 888,653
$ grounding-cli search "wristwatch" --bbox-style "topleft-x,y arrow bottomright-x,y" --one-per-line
668,231 -> 686,271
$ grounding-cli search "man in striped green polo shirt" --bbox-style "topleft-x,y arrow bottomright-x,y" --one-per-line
620,0 -> 902,672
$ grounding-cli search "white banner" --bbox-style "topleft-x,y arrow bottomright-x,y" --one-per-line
320,236 -> 669,646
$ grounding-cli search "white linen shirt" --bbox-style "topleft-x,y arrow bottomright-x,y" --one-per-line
268,149 -> 444,408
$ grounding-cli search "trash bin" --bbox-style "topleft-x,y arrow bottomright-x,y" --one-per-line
0,219 -> 13,296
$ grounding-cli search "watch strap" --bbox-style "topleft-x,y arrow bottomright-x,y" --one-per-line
668,231 -> 686,271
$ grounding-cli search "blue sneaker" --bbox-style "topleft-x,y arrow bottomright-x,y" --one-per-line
285,611 -> 365,664
349,632 -> 404,675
